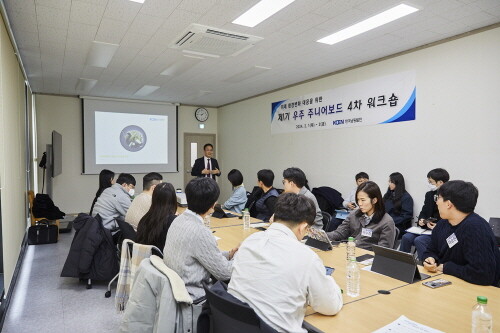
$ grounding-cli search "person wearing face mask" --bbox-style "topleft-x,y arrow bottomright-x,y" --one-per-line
93,173 -> 136,234
327,181 -> 396,250
228,193 -> 343,333
399,168 -> 450,260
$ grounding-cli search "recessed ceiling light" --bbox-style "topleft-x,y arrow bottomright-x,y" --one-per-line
76,78 -> 97,92
86,41 -> 119,68
317,4 -> 419,45
134,85 -> 159,96
233,0 -> 296,28
224,66 -> 271,83
129,0 -> 145,3
161,57 -> 203,76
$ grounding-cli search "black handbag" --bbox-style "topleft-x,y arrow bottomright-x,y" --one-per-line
28,220 -> 58,245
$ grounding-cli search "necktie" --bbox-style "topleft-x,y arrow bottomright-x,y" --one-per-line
206,159 -> 211,178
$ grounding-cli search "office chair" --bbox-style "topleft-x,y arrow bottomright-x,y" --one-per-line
321,211 -> 332,232
28,190 -> 60,236
393,228 -> 400,250
202,281 -> 278,333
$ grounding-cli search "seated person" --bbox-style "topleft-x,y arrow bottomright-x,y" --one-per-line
423,181 -> 500,286
383,172 -> 413,237
163,178 -> 238,300
125,172 -> 163,230
244,169 -> 279,221
89,169 -> 114,215
228,193 -> 343,332
136,182 -> 177,251
282,167 -> 323,229
342,172 -> 369,210
93,173 -> 135,232
221,169 -> 247,214
328,181 -> 395,250
400,168 -> 449,260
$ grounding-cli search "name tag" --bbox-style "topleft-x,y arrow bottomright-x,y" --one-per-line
361,228 -> 373,237
446,233 -> 458,248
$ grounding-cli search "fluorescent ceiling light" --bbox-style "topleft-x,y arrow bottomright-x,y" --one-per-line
224,66 -> 271,83
317,4 -> 419,45
75,78 -> 97,92
134,85 -> 159,96
233,0 -> 296,27
86,41 -> 119,68
161,57 -> 203,76
129,0 -> 145,3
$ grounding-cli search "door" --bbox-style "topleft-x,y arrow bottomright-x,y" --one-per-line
184,133 -> 216,190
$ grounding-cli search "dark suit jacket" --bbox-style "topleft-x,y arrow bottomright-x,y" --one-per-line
191,157 -> 220,180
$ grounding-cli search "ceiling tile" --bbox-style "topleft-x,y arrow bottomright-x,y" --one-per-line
139,0 -> 181,18
177,0 -> 217,15
70,0 -> 106,26
35,0 -> 71,11
36,5 -> 70,30
95,18 -> 129,44
38,26 -> 67,43
103,0 -> 141,22
8,10 -> 38,33
128,13 -> 164,36
67,22 -> 98,41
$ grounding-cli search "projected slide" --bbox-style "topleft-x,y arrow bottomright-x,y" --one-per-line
95,111 -> 168,165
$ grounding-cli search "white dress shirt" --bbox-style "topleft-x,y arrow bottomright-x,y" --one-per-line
228,223 -> 343,333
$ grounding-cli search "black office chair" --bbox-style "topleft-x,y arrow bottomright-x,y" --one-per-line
321,211 -> 332,231
116,218 -> 137,244
201,281 -> 278,333
393,228 -> 400,250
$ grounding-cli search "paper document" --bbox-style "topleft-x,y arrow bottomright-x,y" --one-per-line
250,222 -> 270,228
372,315 -> 444,333
405,227 -> 432,235
213,235 -> 221,241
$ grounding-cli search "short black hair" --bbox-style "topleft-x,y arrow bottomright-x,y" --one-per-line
116,173 -> 136,186
283,167 -> 306,188
355,172 -> 369,181
427,168 -> 449,183
257,169 -> 274,187
143,172 -> 163,190
203,143 -> 213,150
438,180 -> 478,214
185,177 -> 220,214
227,169 -> 243,187
274,193 -> 316,226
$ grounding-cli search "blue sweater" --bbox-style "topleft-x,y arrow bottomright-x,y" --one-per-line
222,186 -> 247,214
423,212 -> 500,286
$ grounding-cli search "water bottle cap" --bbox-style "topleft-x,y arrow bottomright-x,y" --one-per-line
477,296 -> 487,304
348,237 -> 354,241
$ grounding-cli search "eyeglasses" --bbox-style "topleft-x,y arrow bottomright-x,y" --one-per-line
433,194 -> 440,202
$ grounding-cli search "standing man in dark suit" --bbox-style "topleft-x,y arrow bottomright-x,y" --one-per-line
191,143 -> 220,180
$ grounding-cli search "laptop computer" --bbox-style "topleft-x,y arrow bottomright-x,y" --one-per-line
305,228 -> 334,251
212,204 -> 238,219
371,244 -> 430,283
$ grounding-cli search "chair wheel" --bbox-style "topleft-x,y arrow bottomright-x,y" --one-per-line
105,291 -> 111,298
86,283 -> 92,289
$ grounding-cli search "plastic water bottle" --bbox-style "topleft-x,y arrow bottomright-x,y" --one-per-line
346,258 -> 360,297
243,209 -> 250,230
472,296 -> 492,333
347,236 -> 356,262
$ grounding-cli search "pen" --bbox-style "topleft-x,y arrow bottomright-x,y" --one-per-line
424,260 -> 434,265
212,231 -> 216,233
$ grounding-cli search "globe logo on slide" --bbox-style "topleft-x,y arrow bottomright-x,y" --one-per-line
120,125 -> 147,152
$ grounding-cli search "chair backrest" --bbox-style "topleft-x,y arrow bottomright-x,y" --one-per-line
321,211 -> 332,231
116,218 -> 137,242
202,282 -> 277,333
393,228 -> 400,249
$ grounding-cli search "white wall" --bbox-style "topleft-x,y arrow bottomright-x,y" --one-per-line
218,27 -> 500,220
35,95 -> 218,214
0,16 -> 28,293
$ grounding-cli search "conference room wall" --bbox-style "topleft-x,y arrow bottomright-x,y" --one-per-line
35,94 -> 218,214
0,17 -> 28,294
218,27 -> 500,221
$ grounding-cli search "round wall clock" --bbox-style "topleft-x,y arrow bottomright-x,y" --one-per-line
195,107 -> 209,122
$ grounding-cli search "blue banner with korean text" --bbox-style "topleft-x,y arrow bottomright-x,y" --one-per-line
271,71 -> 416,134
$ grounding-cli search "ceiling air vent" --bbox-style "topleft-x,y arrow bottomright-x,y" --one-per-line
170,24 -> 263,57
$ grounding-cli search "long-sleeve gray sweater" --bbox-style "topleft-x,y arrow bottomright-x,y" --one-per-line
163,209 -> 232,300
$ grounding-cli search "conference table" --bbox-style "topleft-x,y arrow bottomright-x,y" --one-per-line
209,216 -> 500,333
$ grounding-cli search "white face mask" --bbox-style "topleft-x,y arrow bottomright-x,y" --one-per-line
128,189 -> 135,197
427,183 -> 437,191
